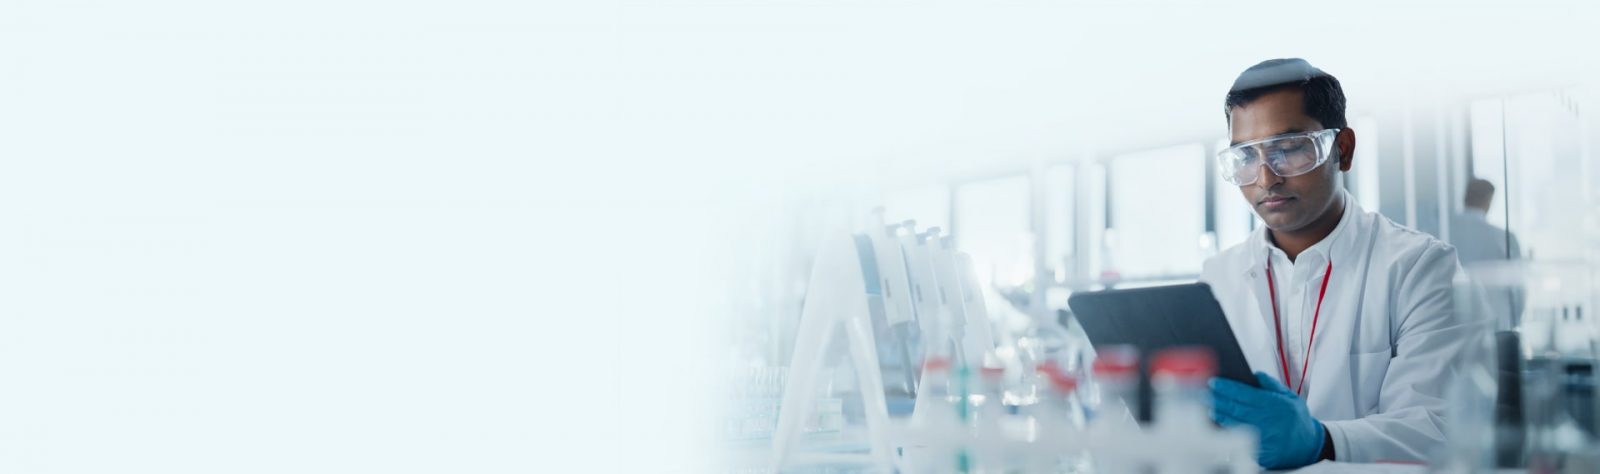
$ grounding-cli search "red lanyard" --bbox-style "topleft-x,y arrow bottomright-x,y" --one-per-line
1265,253 -> 1332,396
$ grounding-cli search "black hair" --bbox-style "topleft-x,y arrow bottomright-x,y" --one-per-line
1224,58 -> 1347,130
1465,178 -> 1495,209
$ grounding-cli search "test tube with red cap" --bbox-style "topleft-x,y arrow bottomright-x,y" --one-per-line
919,356 -> 955,407
975,364 -> 1007,421
1034,361 -> 1087,428
1036,361 -> 1072,398
969,364 -> 1011,473
1090,345 -> 1140,426
1150,347 -> 1217,428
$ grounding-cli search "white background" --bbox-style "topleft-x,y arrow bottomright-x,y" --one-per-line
1,1 -> 725,472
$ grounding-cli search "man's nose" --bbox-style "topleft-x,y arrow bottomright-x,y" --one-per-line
1253,160 -> 1283,189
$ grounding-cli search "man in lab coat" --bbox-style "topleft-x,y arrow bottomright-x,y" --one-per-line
1449,178 -> 1523,327
1200,58 -> 1481,468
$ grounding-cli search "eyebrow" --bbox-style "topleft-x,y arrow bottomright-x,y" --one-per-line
1229,127 -> 1309,147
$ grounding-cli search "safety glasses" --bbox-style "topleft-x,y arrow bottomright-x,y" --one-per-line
1216,128 -> 1341,186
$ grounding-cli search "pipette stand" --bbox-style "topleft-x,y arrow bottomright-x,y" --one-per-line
771,233 -> 896,472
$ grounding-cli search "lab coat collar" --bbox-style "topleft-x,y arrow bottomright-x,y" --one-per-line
1244,191 -> 1360,277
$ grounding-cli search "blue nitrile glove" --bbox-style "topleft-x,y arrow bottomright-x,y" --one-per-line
1210,372 -> 1326,469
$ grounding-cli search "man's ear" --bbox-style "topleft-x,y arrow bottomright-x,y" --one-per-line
1335,128 -> 1356,172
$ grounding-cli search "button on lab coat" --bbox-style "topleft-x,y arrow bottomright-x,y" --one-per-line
1200,193 -> 1481,463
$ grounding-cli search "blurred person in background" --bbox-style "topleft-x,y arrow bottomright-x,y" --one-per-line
1450,178 -> 1525,327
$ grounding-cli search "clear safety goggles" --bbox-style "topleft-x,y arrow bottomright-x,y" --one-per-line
1216,128 -> 1341,186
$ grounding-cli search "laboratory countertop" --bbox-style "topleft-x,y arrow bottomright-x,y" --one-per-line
725,429 -> 1528,474
728,443 -> 1530,474
1279,461 -> 1526,473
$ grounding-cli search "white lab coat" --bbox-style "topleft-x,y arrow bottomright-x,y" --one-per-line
1449,209 -> 1525,328
1449,209 -> 1520,265
1200,193 -> 1482,463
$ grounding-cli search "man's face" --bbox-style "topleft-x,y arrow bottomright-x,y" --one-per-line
1228,89 -> 1350,233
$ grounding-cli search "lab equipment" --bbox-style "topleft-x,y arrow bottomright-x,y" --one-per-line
1215,128 -> 1342,186
770,232 -> 897,471
903,357 -> 968,474
1013,309 -> 1079,409
1066,283 -> 1259,387
1087,345 -> 1140,428
1152,348 -> 1216,430
720,367 -> 844,443
951,251 -> 996,362
776,219 -> 1266,473
1450,260 -> 1600,472
774,217 -> 1003,472
972,365 -> 1007,427
869,217 -> 923,398
1084,346 -> 1142,474
888,346 -> 1257,474
905,226 -> 1002,444
1145,348 -> 1258,474
1035,363 -> 1087,429
1434,274 -> 1502,473
898,221 -> 951,361
1036,363 -> 1090,472
968,364 -> 1011,473
929,230 -> 998,371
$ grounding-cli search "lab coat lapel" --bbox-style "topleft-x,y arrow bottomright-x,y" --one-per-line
1235,232 -> 1286,382
1304,195 -> 1372,410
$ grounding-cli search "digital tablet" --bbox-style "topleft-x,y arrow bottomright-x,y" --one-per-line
1066,282 -> 1259,387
